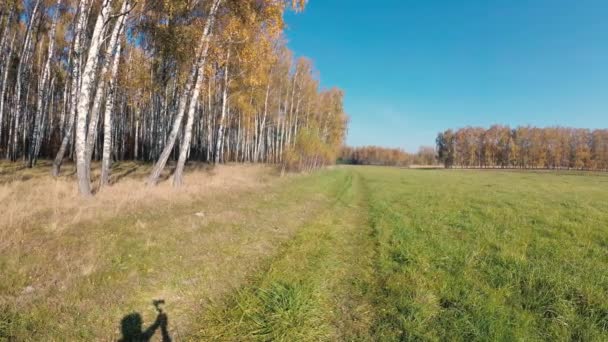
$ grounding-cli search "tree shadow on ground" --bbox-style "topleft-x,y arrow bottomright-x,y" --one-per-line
110,162 -> 148,185
0,160 -> 219,187
118,300 -> 172,342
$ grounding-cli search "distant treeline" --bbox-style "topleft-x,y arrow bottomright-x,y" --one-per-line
339,146 -> 437,166
436,126 -> 608,170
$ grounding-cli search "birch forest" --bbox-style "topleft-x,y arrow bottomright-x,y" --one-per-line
0,0 -> 348,196
436,125 -> 608,170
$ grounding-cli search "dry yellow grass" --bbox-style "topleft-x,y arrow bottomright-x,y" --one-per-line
0,160 -> 343,340
0,161 -> 274,235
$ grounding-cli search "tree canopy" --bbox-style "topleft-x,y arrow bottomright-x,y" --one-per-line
0,0 -> 348,195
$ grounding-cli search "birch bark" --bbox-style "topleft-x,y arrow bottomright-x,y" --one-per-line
11,0 -> 41,161
214,50 -> 230,165
29,0 -> 63,167
53,0 -> 90,176
148,0 -> 222,185
74,0 -> 113,196
86,0 -> 129,184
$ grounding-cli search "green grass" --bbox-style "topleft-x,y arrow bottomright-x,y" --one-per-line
361,167 -> 608,341
193,167 -> 608,341
2,165 -> 607,340
193,170 -> 376,341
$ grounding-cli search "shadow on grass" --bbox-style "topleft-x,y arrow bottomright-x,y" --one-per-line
0,160 -> 220,187
110,162 -> 148,185
118,300 -> 172,342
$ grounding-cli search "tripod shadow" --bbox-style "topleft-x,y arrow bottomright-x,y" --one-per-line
118,300 -> 171,342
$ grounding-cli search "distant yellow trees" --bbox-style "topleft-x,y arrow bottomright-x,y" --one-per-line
340,146 -> 439,167
437,126 -> 608,170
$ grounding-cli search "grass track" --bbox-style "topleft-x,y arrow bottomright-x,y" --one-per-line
192,170 -> 377,341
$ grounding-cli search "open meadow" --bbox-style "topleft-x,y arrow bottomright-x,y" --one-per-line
2,1 -> 607,340
1,163 -> 607,340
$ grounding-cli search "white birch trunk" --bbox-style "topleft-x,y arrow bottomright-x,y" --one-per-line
100,32 -> 124,186
255,83 -> 270,162
0,31 -> 15,145
85,0 -> 129,182
292,94 -> 302,148
206,79 -> 213,162
53,0 -> 90,176
214,50 -> 230,165
29,0 -> 62,167
134,109 -> 139,159
148,0 -> 222,185
74,0 -> 112,196
11,0 -> 41,160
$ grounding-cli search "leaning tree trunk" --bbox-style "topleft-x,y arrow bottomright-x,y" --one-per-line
145,64 -> 195,184
85,0 -> 129,183
53,0 -> 90,176
74,0 -> 113,196
147,0 -> 223,186
172,1 -> 223,186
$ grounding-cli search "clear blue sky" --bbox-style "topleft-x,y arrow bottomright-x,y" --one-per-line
284,0 -> 608,152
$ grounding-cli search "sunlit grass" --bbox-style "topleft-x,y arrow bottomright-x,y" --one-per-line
0,163 -> 340,340
2,164 -> 607,340
362,167 -> 608,340
194,170 -> 377,341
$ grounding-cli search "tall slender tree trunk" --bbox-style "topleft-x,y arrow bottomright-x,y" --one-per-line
0,9 -> 11,52
53,0 -> 89,176
284,70 -> 298,149
58,52 -> 71,134
172,62 -> 210,185
0,9 -> 13,145
292,95 -> 301,148
86,0 -> 128,180
278,113 -> 285,162
134,108 -> 139,159
29,0 -> 62,167
0,31 -> 15,147
34,77 -> 54,163
74,0 -> 113,196
255,83 -> 270,162
148,0 -> 222,186
10,0 -> 41,161
206,79 -> 213,162
214,50 -> 230,165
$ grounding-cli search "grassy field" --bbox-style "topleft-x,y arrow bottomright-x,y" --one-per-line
1,163 -> 607,340
362,168 -> 608,341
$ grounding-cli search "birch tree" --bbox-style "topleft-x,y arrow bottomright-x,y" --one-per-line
147,0 -> 223,186
52,0 -> 89,176
28,0 -> 63,167
0,0 -> 356,196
